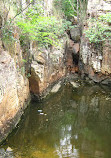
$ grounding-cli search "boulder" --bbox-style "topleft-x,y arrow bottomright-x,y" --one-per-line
70,27 -> 81,42
51,82 -> 61,93
73,43 -> 80,54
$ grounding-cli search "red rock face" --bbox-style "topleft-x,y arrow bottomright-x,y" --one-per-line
29,38 -> 80,96
29,69 -> 40,95
29,64 -> 65,96
65,40 -> 80,74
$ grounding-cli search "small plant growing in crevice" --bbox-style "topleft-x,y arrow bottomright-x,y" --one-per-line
1,20 -> 15,42
1,20 -> 18,55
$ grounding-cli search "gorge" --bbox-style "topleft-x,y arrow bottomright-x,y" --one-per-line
0,0 -> 111,157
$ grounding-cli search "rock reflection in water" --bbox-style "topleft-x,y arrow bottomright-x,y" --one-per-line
0,83 -> 111,158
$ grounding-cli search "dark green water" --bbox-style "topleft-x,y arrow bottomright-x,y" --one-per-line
0,83 -> 111,158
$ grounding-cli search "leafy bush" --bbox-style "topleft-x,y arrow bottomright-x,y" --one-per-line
99,13 -> 111,24
1,2 -> 72,50
84,14 -> 111,43
1,20 -> 15,42
1,20 -> 16,55
54,0 -> 77,19
17,9 -> 72,47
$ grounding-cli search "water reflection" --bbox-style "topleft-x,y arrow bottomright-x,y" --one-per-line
0,83 -> 111,158
56,125 -> 79,158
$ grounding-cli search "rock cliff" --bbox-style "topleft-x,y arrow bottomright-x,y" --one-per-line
0,38 -> 30,143
29,38 -> 66,96
0,0 -> 111,144
80,0 -> 111,84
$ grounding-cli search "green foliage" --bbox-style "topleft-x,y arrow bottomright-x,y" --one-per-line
99,13 -> 111,24
54,0 -> 87,20
22,59 -> 27,63
62,19 -> 72,29
84,15 -> 111,43
27,73 -> 31,78
17,7 -> 72,47
1,20 -> 16,55
21,66 -> 25,76
54,0 -> 77,19
25,4 -> 44,18
1,20 -> 15,42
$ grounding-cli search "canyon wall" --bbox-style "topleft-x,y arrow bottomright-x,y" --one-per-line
80,0 -> 111,84
0,0 -> 66,142
0,33 -> 30,143
29,38 -> 66,96
0,0 -> 111,144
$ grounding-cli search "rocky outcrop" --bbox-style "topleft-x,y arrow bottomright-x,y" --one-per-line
87,0 -> 111,17
0,39 -> 30,143
0,0 -> 31,143
65,26 -> 81,74
29,28 -> 81,97
80,37 -> 111,83
44,0 -> 54,15
70,27 -> 81,42
80,0 -> 111,84
65,39 -> 80,74
29,38 -> 66,96
101,42 -> 111,74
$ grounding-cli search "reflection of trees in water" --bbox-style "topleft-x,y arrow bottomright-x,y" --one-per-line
56,124 -> 79,158
2,84 -> 111,158
53,84 -> 111,158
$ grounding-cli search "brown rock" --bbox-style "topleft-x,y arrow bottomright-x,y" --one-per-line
0,50 -> 30,143
34,52 -> 46,65
101,43 -> 111,74
29,68 -> 40,95
70,27 -> 81,42
29,39 -> 66,95
73,43 -> 80,54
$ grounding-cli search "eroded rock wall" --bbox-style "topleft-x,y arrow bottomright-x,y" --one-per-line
29,38 -> 66,96
80,0 -> 111,83
0,39 -> 30,143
